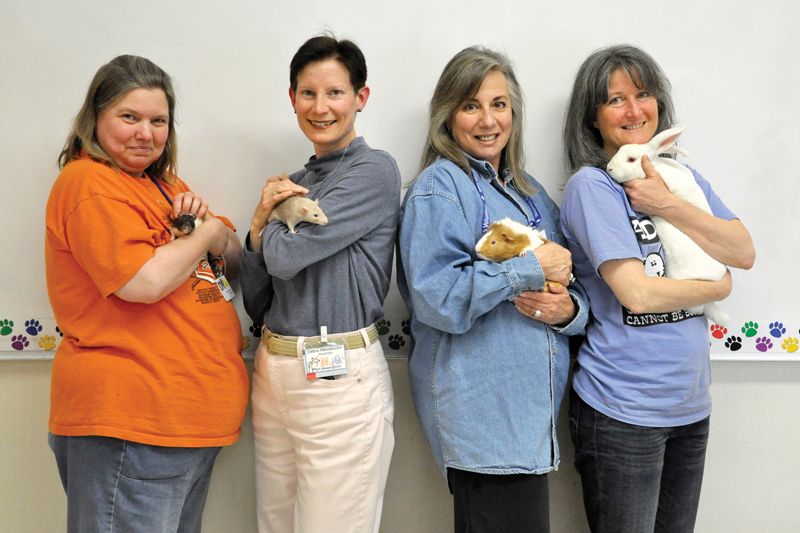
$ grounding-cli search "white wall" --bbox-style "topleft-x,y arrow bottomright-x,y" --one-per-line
2,1 -> 799,531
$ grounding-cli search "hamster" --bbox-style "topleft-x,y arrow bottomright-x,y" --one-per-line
170,213 -> 202,238
475,218 -> 563,292
269,196 -> 329,233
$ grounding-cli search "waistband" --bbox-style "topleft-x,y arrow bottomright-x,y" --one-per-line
263,324 -> 379,357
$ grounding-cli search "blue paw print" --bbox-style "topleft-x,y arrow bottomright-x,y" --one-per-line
11,335 -> 29,351
769,322 -> 786,338
25,319 -> 43,336
755,336 -> 773,352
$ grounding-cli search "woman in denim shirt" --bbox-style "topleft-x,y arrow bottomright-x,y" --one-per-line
398,46 -> 589,533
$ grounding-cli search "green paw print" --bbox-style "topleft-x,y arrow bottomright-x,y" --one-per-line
781,337 -> 798,353
0,319 -> 13,336
741,321 -> 759,338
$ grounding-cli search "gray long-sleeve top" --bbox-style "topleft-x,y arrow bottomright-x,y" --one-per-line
241,137 -> 401,336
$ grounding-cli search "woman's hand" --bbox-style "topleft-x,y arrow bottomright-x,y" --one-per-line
514,282 -> 576,326
171,191 -> 209,220
622,155 -> 678,216
249,173 -> 308,251
532,242 -> 573,286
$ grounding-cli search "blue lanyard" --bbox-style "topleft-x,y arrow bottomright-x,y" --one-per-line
470,173 -> 542,234
149,176 -> 173,206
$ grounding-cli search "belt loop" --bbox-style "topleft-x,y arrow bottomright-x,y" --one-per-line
296,336 -> 305,359
360,328 -> 371,348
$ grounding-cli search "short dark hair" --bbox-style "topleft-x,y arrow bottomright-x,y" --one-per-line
563,44 -> 676,173
290,35 -> 367,91
58,55 -> 178,181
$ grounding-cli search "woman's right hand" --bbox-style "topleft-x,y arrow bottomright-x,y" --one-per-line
533,242 -> 573,286
249,174 -> 308,250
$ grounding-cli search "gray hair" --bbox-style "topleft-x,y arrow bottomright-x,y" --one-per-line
420,46 -> 534,196
58,55 -> 178,182
563,44 -> 676,173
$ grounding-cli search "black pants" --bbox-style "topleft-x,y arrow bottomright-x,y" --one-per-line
447,468 -> 550,533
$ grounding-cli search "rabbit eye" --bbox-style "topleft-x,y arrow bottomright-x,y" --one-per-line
491,240 -> 496,245
627,157 -> 636,163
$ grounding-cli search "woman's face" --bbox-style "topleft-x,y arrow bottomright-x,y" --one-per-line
95,88 -> 169,177
594,68 -> 659,157
450,70 -> 512,171
289,58 -> 369,158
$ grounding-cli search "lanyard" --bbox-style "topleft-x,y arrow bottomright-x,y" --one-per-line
149,176 -> 173,206
470,173 -> 542,234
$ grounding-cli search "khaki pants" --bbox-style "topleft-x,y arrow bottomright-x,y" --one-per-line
252,329 -> 395,533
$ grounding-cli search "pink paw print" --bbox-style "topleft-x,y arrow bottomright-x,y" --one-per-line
11,335 -> 29,351
710,325 -> 727,339
755,336 -> 773,352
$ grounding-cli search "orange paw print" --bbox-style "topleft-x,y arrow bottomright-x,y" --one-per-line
710,324 -> 727,340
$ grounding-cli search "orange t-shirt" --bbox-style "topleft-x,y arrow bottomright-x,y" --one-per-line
45,156 -> 248,447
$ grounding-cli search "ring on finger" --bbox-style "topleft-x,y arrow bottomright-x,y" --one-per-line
534,308 -> 542,319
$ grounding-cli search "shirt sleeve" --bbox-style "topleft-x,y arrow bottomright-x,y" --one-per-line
561,168 -> 646,272
260,152 -> 401,280
399,182 -> 546,335
64,195 -> 162,298
689,167 -> 737,220
240,232 -> 273,324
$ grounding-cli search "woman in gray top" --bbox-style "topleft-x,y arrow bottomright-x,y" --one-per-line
240,35 -> 400,533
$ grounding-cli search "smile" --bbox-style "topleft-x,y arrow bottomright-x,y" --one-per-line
622,123 -> 646,130
475,134 -> 499,141
310,120 -> 336,127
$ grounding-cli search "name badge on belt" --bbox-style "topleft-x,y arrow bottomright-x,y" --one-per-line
303,326 -> 347,380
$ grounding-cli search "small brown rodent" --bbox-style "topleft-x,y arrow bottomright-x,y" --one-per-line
269,196 -> 329,233
170,213 -> 202,238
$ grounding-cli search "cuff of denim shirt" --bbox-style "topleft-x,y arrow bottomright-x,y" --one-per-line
503,252 -> 546,295
551,287 -> 588,336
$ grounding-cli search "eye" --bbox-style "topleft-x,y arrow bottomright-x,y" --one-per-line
121,113 -> 137,122
490,240 -> 496,245
300,90 -> 315,98
637,91 -> 652,99
329,89 -> 345,97
461,102 -> 478,112
493,100 -> 507,109
627,157 -> 636,163
607,96 -> 624,107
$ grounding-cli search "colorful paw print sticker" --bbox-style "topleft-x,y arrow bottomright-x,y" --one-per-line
781,337 -> 799,353
768,322 -> 786,338
724,336 -> 742,352
755,336 -> 773,352
25,319 -> 43,336
242,335 -> 251,351
0,319 -> 13,336
37,335 -> 57,351
710,325 -> 727,339
741,321 -> 759,338
11,335 -> 29,351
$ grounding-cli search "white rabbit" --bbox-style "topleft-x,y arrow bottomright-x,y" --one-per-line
606,126 -> 729,325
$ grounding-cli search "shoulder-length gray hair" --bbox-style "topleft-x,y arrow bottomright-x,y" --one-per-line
563,44 -> 676,173
58,55 -> 178,182
420,46 -> 533,196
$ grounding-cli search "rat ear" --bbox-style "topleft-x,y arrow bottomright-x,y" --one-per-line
300,206 -> 309,215
314,199 -> 319,205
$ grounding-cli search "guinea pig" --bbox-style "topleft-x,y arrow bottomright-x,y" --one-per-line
476,218 -> 568,292
475,218 -> 547,261
170,213 -> 202,239
269,196 -> 329,234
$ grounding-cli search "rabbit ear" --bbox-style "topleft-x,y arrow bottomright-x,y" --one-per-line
649,126 -> 684,155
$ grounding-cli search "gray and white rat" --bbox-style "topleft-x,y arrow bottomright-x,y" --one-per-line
269,196 -> 329,233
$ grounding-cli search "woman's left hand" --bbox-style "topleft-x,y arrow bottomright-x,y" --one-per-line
172,191 -> 209,220
513,282 -> 575,326
622,155 -> 677,216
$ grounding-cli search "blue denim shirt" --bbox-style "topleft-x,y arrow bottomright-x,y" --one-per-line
397,156 -> 589,476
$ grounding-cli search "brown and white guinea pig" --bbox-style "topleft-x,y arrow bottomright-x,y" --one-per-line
269,196 -> 329,234
170,213 -> 202,239
475,218 -> 563,292
475,218 -> 547,261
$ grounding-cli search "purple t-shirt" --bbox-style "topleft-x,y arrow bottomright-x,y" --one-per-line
560,165 -> 736,427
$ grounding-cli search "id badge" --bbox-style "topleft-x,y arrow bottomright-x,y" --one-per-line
303,340 -> 347,380
215,274 -> 235,301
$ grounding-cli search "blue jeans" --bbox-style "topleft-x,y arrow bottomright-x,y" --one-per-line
48,434 -> 221,533
568,390 -> 709,533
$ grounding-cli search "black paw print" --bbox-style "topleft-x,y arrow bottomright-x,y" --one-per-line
388,334 -> 406,350
249,322 -> 263,338
377,319 -> 391,335
55,326 -> 64,337
401,318 -> 411,335
724,335 -> 742,352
